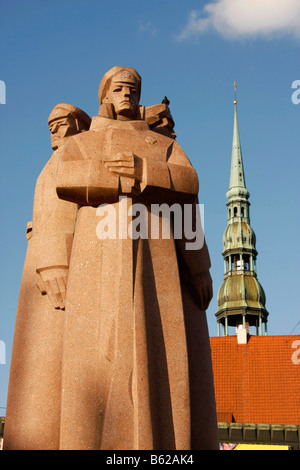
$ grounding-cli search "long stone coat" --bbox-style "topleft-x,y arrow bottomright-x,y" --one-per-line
4,148 -> 77,450
56,116 -> 218,450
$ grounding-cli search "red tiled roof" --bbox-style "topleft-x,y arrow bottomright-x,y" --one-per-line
210,335 -> 300,425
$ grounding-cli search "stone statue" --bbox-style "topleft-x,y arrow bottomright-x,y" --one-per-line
4,104 -> 91,450
55,66 -> 218,450
5,68 -> 218,450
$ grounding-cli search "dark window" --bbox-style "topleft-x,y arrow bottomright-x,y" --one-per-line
243,254 -> 250,271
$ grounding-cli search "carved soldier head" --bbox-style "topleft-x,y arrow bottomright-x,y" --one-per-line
145,103 -> 176,140
98,66 -> 142,120
48,103 -> 91,150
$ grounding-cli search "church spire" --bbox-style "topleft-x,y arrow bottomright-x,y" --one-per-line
215,87 -> 269,337
227,83 -> 249,202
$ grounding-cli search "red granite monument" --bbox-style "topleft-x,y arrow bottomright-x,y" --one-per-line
5,67 -> 218,450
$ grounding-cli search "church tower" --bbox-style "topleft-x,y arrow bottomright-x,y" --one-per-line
215,85 -> 268,336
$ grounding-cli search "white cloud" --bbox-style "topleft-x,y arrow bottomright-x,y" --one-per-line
176,0 -> 300,41
139,20 -> 157,37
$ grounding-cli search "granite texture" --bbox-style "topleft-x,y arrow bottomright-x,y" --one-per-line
4,68 -> 218,450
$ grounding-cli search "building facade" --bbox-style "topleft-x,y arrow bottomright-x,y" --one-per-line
211,91 -> 300,450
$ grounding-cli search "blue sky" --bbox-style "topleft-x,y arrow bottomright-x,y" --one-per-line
0,0 -> 299,413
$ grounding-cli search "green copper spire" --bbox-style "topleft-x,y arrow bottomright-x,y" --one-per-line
215,86 -> 268,337
226,89 -> 249,202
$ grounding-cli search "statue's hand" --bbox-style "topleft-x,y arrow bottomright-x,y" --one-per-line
192,271 -> 213,311
36,267 -> 68,310
102,152 -> 144,183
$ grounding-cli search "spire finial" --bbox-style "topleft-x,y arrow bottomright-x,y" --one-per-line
234,81 -> 237,105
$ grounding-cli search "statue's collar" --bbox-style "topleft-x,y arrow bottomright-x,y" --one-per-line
90,115 -> 150,132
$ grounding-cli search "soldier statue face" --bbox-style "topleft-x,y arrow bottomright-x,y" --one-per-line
49,116 -> 78,150
103,71 -> 140,120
